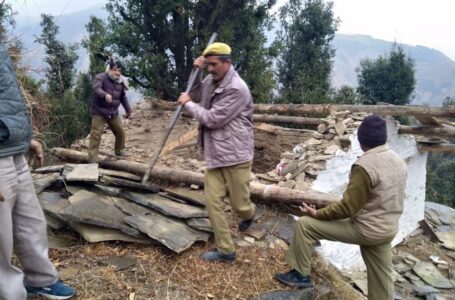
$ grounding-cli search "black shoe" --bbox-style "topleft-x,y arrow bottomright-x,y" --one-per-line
201,250 -> 236,263
239,207 -> 258,232
275,269 -> 312,288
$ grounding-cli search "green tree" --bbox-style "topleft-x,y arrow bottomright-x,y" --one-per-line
82,16 -> 110,78
330,85 -> 360,104
35,14 -> 79,98
356,44 -> 416,105
105,0 -> 276,102
276,0 -> 338,104
442,96 -> 455,107
426,153 -> 455,208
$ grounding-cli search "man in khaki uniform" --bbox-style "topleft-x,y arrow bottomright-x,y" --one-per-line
275,115 -> 407,300
177,43 -> 256,262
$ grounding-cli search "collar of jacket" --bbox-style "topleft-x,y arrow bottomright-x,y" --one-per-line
361,144 -> 389,157
214,65 -> 236,91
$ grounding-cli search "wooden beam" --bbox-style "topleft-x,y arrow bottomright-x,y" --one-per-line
253,103 -> 455,117
161,128 -> 198,155
150,98 -> 327,126
398,125 -> 455,138
51,148 -> 340,207
252,114 -> 327,126
149,98 -> 455,118
418,143 -> 455,153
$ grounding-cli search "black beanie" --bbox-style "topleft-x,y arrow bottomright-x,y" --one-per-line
357,115 -> 387,148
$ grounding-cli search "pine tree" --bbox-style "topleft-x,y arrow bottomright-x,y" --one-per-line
105,0 -> 276,102
356,44 -> 416,105
35,14 -> 78,98
277,0 -> 338,104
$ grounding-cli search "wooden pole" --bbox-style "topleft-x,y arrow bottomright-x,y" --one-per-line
149,98 -> 455,118
253,103 -> 455,117
51,148 -> 340,207
418,143 -> 455,153
399,125 -> 455,138
150,99 -> 327,126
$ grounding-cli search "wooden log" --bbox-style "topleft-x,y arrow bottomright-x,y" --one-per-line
150,99 -> 325,126
253,103 -> 455,117
418,143 -> 455,153
253,114 -> 327,126
161,128 -> 198,155
414,116 -> 442,127
399,125 -> 455,138
149,98 -> 455,118
51,148 -> 340,207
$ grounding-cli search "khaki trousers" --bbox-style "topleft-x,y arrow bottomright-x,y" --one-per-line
286,217 -> 394,300
0,155 -> 58,300
205,161 -> 255,254
88,115 -> 125,162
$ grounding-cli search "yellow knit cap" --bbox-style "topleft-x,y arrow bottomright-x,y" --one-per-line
202,42 -> 232,57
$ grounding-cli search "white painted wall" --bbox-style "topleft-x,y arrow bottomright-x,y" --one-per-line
310,118 -> 427,272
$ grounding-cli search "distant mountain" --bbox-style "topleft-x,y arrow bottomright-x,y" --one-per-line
16,6 -> 455,106
333,34 -> 455,106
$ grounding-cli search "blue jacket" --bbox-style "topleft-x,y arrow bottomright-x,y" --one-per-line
0,44 -> 32,157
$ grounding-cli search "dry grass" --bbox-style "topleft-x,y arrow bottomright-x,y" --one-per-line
36,234 -> 368,300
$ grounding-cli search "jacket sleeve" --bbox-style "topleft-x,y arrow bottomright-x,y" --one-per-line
120,88 -> 132,114
184,88 -> 246,129
315,166 -> 372,220
93,74 -> 107,99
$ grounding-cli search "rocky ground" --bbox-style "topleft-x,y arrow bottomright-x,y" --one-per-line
26,99 -> 455,299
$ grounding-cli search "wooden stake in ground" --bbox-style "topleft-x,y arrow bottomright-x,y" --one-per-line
141,33 -> 218,184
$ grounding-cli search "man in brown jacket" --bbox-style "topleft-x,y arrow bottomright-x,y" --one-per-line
88,58 -> 132,163
177,43 -> 256,263
275,115 -> 407,300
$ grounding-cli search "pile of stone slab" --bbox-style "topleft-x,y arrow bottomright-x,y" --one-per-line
255,111 -> 369,191
32,163 -> 212,253
424,202 -> 455,252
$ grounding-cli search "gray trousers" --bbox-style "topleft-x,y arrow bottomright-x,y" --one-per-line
0,154 -> 58,300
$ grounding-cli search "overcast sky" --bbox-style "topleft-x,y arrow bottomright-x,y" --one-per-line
10,0 -> 455,60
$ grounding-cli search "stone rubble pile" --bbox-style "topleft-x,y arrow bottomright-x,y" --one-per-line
256,111 -> 369,191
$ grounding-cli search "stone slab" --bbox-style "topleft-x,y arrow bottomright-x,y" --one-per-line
413,261 -> 453,289
47,235 -> 79,249
100,175 -> 160,193
435,231 -> 455,251
125,214 -> 209,253
121,191 -> 208,219
99,168 -> 141,182
186,218 -> 213,232
63,190 -> 142,237
34,165 -> 64,174
68,221 -> 152,244
45,213 -> 66,230
99,256 -> 137,270
245,224 -> 267,240
165,187 -> 206,207
64,163 -> 99,182
258,289 -> 314,300
32,172 -> 60,194
38,192 -> 70,220
111,196 -> 154,216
